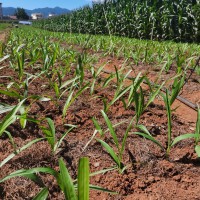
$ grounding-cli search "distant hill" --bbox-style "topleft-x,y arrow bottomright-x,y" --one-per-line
3,7 -> 71,17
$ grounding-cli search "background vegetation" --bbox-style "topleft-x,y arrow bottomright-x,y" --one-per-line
33,0 -> 200,43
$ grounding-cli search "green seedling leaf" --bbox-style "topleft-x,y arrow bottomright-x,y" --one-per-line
135,124 -> 152,136
171,133 -> 198,147
0,167 -> 58,185
60,76 -> 79,89
53,83 -> 60,98
33,187 -> 49,200
101,110 -> 119,148
63,90 -> 74,117
195,145 -> 200,157
19,106 -> 27,129
89,185 -> 117,194
145,81 -> 165,110
41,118 -> 56,151
133,132 -> 163,150
170,76 -> 185,105
0,89 -> 22,99
135,87 -> 144,124
110,85 -> 132,106
63,83 -> 89,118
103,73 -> 115,87
54,127 -> 75,153
58,158 -> 77,200
0,99 -> 25,137
78,157 -> 89,200
97,139 -> 120,167
121,116 -> 135,156
162,90 -> 172,155
0,138 -> 44,168
92,117 -> 103,136
4,130 -> 17,152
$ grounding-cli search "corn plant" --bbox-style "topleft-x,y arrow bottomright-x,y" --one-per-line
134,89 -> 200,158
90,63 -> 106,95
62,83 -> 89,118
33,0 -> 200,43
40,118 -> 76,155
96,110 -> 134,173
16,50 -> 25,81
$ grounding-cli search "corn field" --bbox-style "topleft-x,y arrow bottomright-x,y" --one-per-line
33,0 -> 200,43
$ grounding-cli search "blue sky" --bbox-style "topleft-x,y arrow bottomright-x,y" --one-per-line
0,0 -> 95,10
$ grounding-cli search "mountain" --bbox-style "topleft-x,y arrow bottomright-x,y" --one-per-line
3,7 -> 71,17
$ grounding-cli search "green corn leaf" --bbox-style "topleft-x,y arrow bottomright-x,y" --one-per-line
58,158 -> 77,200
78,157 -> 89,200
171,133 -> 199,147
162,90 -> 172,151
0,138 -> 44,168
135,124 -> 152,136
33,187 -> 49,200
60,76 -> 79,89
0,167 -> 58,185
135,87 -> 144,124
133,132 -> 163,150
101,110 -> 119,148
54,127 -> 74,153
63,90 -> 74,117
89,166 -> 118,177
97,139 -> 120,167
170,76 -> 185,105
103,74 -> 115,87
63,83 -> 89,118
89,185 -> 117,194
41,118 -> 56,150
110,85 -> 132,106
0,99 -> 25,137
19,106 -> 27,129
145,81 -> 165,110
92,117 -> 103,136
195,145 -> 200,157
53,83 -> 60,98
4,130 -> 17,152
0,89 -> 22,99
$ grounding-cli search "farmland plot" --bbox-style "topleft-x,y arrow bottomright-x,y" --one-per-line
0,26 -> 200,199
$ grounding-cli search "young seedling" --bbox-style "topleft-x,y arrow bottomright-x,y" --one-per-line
96,110 -> 134,173
40,118 -> 76,155
133,90 -> 200,158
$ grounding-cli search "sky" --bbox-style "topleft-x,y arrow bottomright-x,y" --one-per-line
0,0 -> 99,10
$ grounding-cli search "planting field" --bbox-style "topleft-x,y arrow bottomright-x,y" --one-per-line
0,26 -> 200,200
